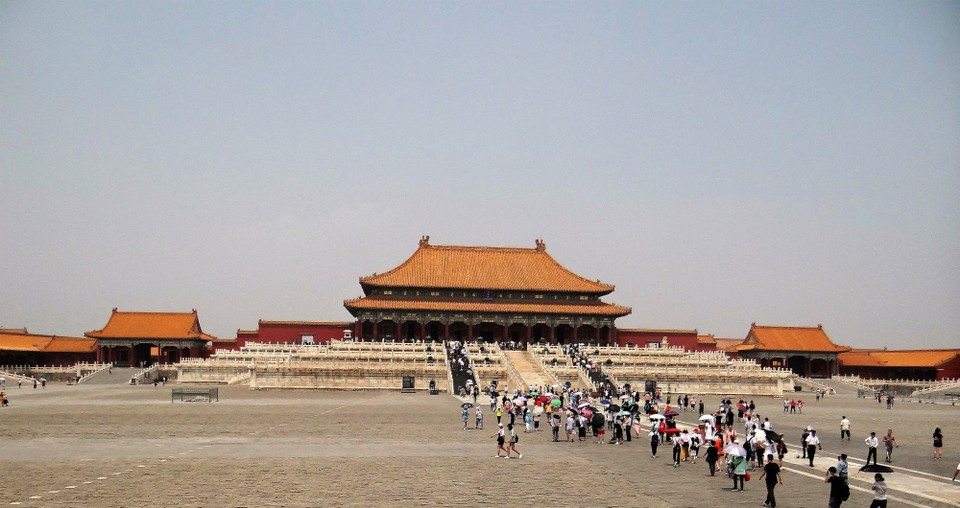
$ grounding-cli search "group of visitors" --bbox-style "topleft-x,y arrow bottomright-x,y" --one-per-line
465,383 -> 955,507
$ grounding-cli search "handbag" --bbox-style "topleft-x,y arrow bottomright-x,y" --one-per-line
745,472 -> 751,481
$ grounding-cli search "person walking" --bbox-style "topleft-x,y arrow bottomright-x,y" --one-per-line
840,416 -> 851,441
550,413 -> 560,442
870,473 -> 887,508
475,407 -> 483,429
730,446 -> 747,492
492,423 -> 507,458
824,466 -> 849,508
882,429 -> 898,463
671,433 -> 682,467
705,438 -> 718,475
649,427 -> 660,458
759,454 -> 783,508
495,406 -> 503,424
806,429 -> 822,467
933,427 -> 943,460
506,423 -> 522,459
865,432 -> 880,466
462,407 -> 469,430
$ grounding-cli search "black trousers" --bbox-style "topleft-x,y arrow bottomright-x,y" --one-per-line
867,447 -> 877,465
841,430 -> 850,440
651,441 -> 659,456
807,445 -> 817,466
672,445 -> 681,464
765,481 -> 777,507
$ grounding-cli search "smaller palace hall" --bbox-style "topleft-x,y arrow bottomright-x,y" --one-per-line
343,237 -> 631,346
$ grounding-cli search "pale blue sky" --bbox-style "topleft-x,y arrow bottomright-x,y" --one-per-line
2,2 -> 958,348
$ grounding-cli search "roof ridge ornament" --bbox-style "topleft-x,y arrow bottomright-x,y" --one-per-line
419,235 -> 430,247
535,238 -> 546,251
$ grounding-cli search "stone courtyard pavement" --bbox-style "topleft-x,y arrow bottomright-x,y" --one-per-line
0,382 -> 958,507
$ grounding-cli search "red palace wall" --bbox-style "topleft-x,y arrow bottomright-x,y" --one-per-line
225,322 -> 352,350
937,357 -> 960,380
615,329 -> 702,351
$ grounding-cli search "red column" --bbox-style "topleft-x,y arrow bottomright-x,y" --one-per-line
549,326 -> 555,344
354,321 -> 361,341
396,321 -> 402,341
443,322 -> 450,341
468,323 -> 473,342
420,322 -> 427,341
594,326 -> 600,344
373,322 -> 379,340
129,344 -> 136,368
525,325 -> 531,347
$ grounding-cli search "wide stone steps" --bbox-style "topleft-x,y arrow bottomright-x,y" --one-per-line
503,351 -> 560,390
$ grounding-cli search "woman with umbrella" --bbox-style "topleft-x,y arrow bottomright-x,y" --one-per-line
462,405 -> 470,430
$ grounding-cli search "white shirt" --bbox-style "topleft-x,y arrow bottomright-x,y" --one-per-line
805,434 -> 820,446
840,418 -> 851,430
865,436 -> 879,448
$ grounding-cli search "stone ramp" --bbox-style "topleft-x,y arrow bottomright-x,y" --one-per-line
502,351 -> 560,390
80,367 -> 139,385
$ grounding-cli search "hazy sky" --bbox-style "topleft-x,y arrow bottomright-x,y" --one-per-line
2,2 -> 958,349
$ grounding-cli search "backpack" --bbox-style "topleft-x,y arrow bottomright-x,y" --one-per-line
839,480 -> 850,501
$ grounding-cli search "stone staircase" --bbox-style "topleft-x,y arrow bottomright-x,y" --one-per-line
502,350 -> 560,390
79,367 -> 140,385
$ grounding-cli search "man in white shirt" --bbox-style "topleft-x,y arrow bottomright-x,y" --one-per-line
840,416 -> 851,441
805,429 -> 822,467
865,431 -> 879,466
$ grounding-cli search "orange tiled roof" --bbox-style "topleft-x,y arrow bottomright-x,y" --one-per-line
0,332 -> 96,353
360,237 -> 614,294
840,349 -> 960,368
344,296 -> 631,317
736,324 -> 849,353
0,333 -> 50,352
86,309 -> 215,340
697,334 -> 717,345
42,337 -> 98,353
713,338 -> 744,352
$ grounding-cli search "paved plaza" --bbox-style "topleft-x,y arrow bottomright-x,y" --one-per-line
1,381 -> 958,507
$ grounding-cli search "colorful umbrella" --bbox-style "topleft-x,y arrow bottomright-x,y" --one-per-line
663,409 -> 680,417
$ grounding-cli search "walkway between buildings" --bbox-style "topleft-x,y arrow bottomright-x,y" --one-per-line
80,367 -> 140,385
502,351 -> 560,391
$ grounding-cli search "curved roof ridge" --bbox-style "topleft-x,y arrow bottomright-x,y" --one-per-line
359,238 -> 615,293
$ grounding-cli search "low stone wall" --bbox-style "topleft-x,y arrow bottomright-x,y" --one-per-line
250,365 -> 450,392
610,372 -> 793,397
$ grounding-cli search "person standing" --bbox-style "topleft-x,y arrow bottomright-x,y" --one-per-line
837,454 -> 849,483
865,432 -> 880,466
882,429 -> 898,463
462,407 -> 469,430
870,473 -> 887,508
824,466 -> 848,508
933,427 -> 943,460
806,429 -> 822,467
475,407 -> 483,429
840,416 -> 851,441
759,454 -> 783,508
550,413 -> 560,442
801,427 -> 811,458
